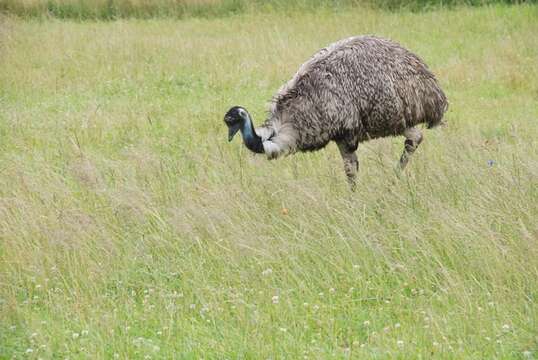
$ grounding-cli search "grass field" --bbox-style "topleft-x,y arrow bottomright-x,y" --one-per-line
0,0 -> 532,19
1,4 -> 538,359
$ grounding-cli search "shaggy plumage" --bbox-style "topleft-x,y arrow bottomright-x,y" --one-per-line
224,35 -> 448,188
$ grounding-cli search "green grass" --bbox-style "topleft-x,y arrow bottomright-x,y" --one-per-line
0,0 -> 534,20
1,4 -> 538,359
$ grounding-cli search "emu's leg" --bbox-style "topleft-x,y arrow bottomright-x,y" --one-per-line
399,126 -> 423,170
337,140 -> 359,191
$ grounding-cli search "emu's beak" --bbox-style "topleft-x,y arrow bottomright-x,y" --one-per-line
227,123 -> 241,142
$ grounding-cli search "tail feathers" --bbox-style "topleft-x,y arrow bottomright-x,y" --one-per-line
426,94 -> 449,129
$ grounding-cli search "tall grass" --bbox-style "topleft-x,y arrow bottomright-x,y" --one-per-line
1,3 -> 538,358
0,0 -> 534,19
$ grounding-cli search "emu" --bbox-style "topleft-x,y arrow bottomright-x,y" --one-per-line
224,35 -> 447,189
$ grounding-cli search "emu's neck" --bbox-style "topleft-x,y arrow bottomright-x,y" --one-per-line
241,117 -> 264,154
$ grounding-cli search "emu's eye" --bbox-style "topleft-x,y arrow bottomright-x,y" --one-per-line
238,109 -> 247,118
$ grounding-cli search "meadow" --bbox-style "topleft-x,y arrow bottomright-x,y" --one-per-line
0,0 -> 533,19
1,3 -> 538,359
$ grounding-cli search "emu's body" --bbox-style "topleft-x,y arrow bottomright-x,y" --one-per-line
224,35 -> 447,188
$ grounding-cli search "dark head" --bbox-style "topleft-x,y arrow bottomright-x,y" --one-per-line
224,106 -> 250,142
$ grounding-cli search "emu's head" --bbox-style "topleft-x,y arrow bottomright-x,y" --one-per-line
224,106 -> 250,142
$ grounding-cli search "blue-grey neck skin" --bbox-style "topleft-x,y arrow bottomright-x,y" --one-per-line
240,115 -> 264,154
